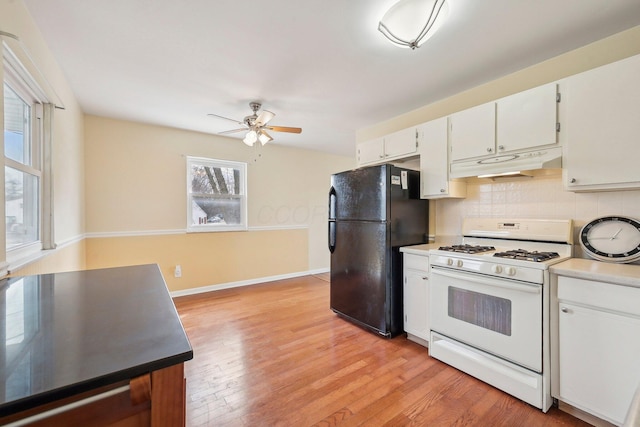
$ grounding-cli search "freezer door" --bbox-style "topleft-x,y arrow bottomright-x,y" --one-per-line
330,220 -> 391,335
388,166 -> 429,247
331,165 -> 386,221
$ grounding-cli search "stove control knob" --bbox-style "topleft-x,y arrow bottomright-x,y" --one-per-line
491,265 -> 503,274
447,258 -> 454,266
456,260 -> 464,268
506,267 -> 517,276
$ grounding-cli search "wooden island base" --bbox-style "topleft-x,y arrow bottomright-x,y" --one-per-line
0,364 -> 186,427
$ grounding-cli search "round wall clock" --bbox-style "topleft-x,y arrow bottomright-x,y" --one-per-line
580,216 -> 640,263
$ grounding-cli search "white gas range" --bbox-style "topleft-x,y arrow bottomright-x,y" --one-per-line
428,218 -> 573,412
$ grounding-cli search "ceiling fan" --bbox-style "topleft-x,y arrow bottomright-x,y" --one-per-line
208,101 -> 302,146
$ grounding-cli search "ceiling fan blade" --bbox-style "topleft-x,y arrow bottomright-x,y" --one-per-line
218,128 -> 247,135
255,110 -> 275,127
266,126 -> 302,134
207,113 -> 243,125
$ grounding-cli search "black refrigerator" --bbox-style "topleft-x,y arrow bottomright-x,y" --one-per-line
328,164 -> 429,337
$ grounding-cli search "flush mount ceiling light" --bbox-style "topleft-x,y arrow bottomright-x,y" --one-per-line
378,0 -> 449,50
208,102 -> 301,147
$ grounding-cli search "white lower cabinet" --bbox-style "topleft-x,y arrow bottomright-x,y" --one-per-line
556,276 -> 640,425
403,253 -> 430,346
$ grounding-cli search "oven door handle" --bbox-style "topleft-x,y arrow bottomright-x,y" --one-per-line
431,268 -> 541,294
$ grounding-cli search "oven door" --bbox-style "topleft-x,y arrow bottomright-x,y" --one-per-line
430,266 -> 542,372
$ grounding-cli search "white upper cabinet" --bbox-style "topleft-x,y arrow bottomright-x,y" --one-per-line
418,117 -> 466,199
496,83 -> 558,153
384,127 -> 418,158
563,54 -> 640,192
357,127 -> 418,166
450,83 -> 558,163
450,102 -> 496,161
356,137 -> 385,165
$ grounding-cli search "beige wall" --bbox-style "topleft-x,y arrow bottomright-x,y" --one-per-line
84,115 -> 354,291
14,240 -> 86,276
1,0 -> 86,274
85,230 -> 307,292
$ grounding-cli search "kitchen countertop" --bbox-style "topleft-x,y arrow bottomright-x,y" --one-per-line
550,258 -> 640,288
400,243 -> 441,255
0,264 -> 193,417
400,236 -> 459,255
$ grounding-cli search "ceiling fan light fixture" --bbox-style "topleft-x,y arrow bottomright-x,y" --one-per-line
210,101 -> 302,147
378,0 -> 449,50
258,130 -> 273,145
243,130 -> 258,146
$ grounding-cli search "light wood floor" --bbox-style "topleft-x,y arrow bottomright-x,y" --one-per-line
174,274 -> 589,427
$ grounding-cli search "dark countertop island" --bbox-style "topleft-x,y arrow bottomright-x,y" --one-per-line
0,264 -> 193,425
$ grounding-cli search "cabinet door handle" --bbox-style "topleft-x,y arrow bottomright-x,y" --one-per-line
569,178 -> 576,184
561,307 -> 569,313
486,147 -> 493,153
422,276 -> 429,280
440,188 -> 446,193
498,145 -> 505,150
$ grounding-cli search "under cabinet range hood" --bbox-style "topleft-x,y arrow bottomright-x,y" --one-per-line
450,147 -> 562,179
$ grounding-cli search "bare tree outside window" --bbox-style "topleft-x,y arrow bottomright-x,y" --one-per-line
187,157 -> 247,231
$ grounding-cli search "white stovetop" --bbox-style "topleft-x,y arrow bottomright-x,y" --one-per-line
402,241 -> 640,287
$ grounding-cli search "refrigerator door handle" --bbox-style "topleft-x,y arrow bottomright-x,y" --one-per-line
328,220 -> 336,253
328,186 -> 337,220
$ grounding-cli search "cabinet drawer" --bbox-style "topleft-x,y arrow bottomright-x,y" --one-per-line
558,276 -> 640,317
404,253 -> 429,271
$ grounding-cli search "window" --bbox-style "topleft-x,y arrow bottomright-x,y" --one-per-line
187,157 -> 247,232
4,81 -> 41,251
3,42 -> 54,262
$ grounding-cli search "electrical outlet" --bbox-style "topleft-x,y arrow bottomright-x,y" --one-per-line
174,265 -> 182,278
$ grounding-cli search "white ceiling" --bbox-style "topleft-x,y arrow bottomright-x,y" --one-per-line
23,0 -> 640,156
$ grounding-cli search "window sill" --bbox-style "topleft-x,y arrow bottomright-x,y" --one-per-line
6,245 -> 52,276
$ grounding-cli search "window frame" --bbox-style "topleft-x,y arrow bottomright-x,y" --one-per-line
3,42 -> 54,267
4,73 -> 42,255
186,156 -> 248,233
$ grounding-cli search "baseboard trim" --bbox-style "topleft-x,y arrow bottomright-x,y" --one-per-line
170,268 -> 330,298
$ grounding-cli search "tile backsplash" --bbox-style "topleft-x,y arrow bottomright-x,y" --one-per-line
435,172 -> 640,261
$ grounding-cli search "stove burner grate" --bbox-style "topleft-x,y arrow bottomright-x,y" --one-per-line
438,244 -> 496,254
492,249 -> 560,262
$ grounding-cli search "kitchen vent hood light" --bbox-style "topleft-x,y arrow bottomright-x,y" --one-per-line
378,0 -> 449,50
450,147 -> 563,179
477,171 -> 532,179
